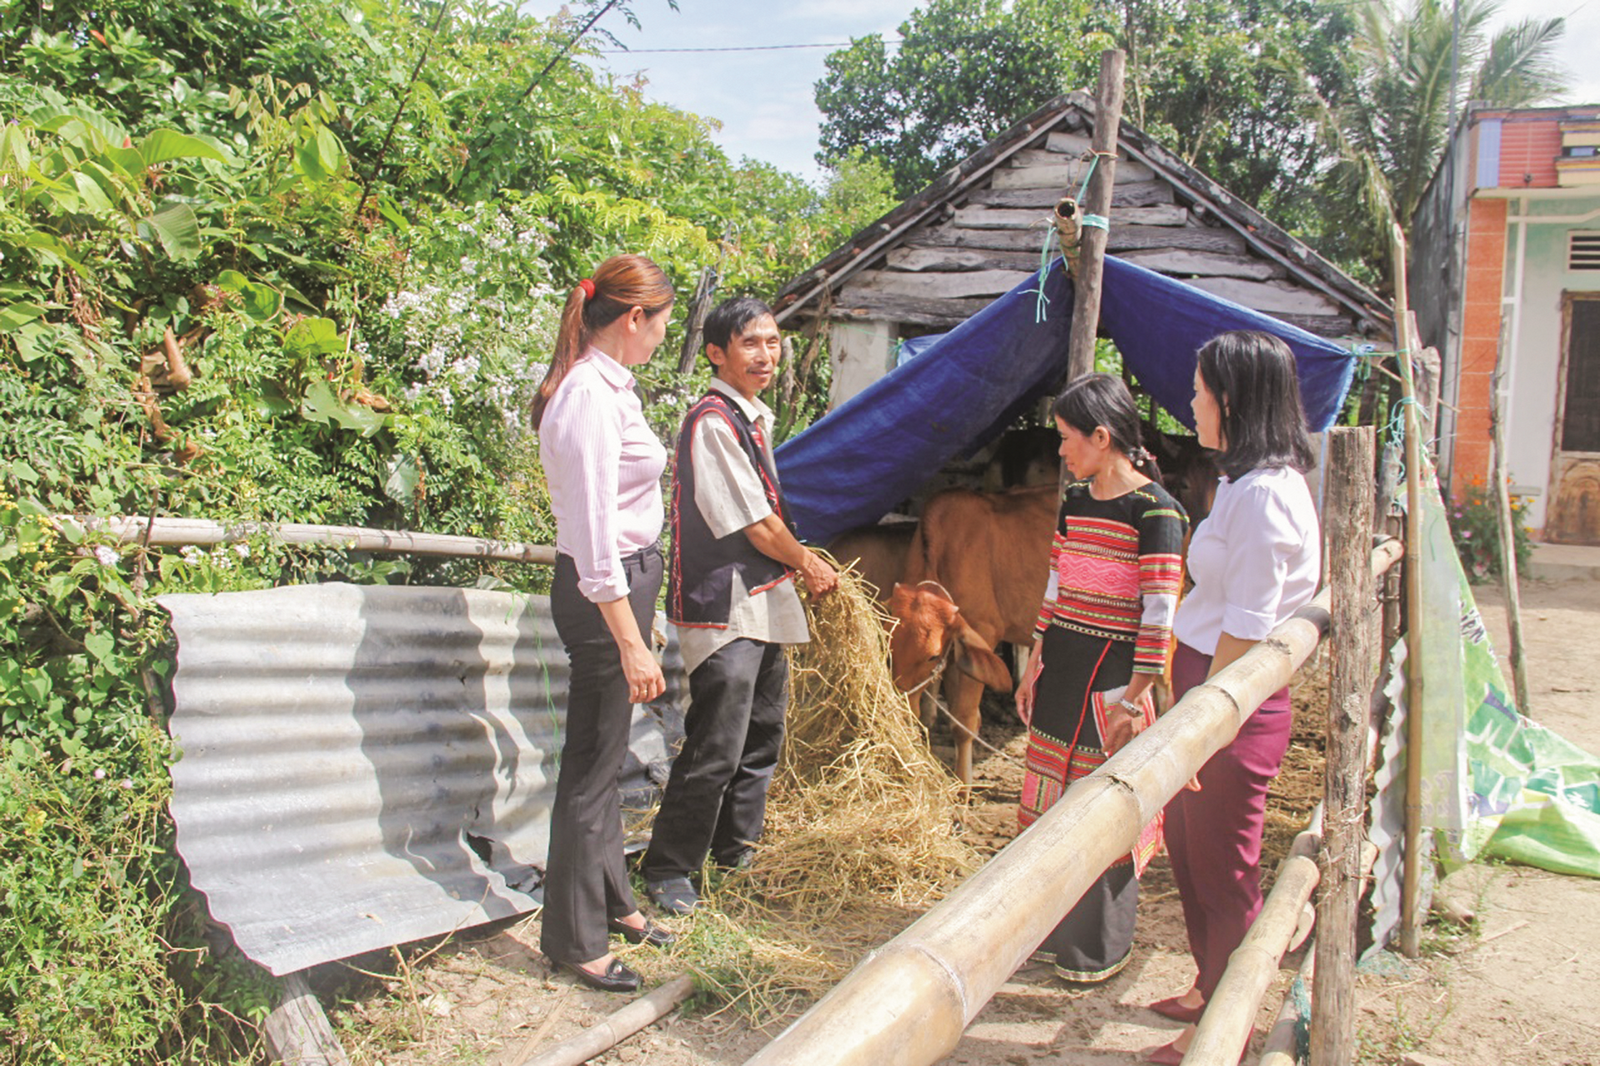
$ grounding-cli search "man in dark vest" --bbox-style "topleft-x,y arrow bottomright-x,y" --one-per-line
642,296 -> 838,915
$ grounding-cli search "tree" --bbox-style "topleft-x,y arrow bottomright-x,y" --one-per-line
1303,0 -> 1567,275
816,0 -> 1104,197
814,0 -> 1353,219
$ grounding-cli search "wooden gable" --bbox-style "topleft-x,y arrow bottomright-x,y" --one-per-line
774,92 -> 1390,406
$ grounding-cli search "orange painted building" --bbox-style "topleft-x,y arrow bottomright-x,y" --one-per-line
1412,104 -> 1600,544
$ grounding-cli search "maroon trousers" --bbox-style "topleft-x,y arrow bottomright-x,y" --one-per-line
1162,641 -> 1295,1000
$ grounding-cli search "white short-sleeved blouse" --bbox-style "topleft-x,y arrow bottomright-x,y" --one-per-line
1173,465 -> 1320,655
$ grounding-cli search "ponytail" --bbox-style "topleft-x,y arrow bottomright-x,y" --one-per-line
1128,445 -> 1164,488
530,254 -> 674,430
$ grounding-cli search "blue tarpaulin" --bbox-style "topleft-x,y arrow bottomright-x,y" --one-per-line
774,255 -> 1358,544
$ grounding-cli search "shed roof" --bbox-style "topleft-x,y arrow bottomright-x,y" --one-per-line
774,91 -> 1391,338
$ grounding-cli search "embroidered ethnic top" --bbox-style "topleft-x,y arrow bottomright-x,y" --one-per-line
1033,478 -> 1187,675
668,387 -> 795,631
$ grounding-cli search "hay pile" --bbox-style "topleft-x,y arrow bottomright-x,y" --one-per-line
691,563 -> 982,1015
756,564 -> 979,915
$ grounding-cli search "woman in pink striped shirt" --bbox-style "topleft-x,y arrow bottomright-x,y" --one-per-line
532,255 -> 675,994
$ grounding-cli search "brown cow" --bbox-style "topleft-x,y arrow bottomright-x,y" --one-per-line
886,484 -> 1058,784
827,521 -> 917,604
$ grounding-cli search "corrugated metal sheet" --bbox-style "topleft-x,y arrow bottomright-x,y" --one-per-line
1364,637 -> 1411,962
159,583 -> 686,976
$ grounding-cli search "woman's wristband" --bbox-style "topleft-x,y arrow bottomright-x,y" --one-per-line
1116,697 -> 1143,716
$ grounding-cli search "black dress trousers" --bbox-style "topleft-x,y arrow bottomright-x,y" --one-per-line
540,545 -> 661,965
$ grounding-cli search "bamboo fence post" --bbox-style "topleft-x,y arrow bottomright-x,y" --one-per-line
1183,826 -> 1322,1066
1391,223 -> 1427,960
1489,325 -> 1532,716
1309,427 -> 1377,1066
740,542 -> 1401,1066
1064,49 -> 1125,382
514,975 -> 695,1066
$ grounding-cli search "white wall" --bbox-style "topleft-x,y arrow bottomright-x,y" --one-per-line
1505,197 -> 1600,532
828,320 -> 895,409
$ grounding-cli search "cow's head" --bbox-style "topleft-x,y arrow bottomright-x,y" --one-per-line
886,581 -> 1013,696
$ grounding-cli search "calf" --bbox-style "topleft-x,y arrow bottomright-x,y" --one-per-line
886,485 -> 1058,783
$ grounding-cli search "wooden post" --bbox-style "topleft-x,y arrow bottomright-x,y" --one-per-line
1309,427 -> 1376,1066
1064,49 -> 1126,382
1391,223 -> 1427,959
514,975 -> 695,1066
263,972 -> 350,1066
677,264 -> 718,373
1489,324 -> 1532,717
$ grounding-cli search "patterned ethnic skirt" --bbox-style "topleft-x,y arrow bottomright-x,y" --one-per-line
1020,625 -> 1163,876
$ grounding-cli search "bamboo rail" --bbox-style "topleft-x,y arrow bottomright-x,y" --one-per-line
60,515 -> 558,565
1257,949 -> 1315,1066
741,538 -> 1403,1066
1183,825 -> 1322,1065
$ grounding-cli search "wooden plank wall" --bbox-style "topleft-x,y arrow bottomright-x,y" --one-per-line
835,124 -> 1357,337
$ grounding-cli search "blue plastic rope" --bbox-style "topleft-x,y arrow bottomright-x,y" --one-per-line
1076,152 -> 1103,201
1384,395 -> 1418,486
1081,213 -> 1109,230
1032,221 -> 1055,324
1290,975 -> 1312,1062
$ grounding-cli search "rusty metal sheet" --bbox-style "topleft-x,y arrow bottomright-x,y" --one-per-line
159,583 -> 685,976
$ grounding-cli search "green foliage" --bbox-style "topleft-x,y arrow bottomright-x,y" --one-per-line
1301,0 -> 1567,280
814,0 -> 1353,223
1450,478 -> 1533,584
816,0 -> 1100,196
0,0 -> 892,1058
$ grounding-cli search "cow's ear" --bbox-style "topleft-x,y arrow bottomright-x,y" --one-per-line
951,619 -> 1012,691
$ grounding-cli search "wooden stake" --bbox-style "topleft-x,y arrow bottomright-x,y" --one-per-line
1391,223 -> 1426,960
1310,427 -> 1377,1066
677,264 -> 719,374
263,972 -> 350,1066
1489,321 -> 1532,717
513,975 -> 694,1066
1064,49 -> 1126,382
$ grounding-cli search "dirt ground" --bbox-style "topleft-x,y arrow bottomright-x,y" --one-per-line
326,576 -> 1600,1066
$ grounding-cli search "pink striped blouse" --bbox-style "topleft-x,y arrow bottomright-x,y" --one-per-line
539,347 -> 667,602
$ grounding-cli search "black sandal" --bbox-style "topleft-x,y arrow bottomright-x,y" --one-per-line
608,917 -> 676,949
557,957 -> 641,993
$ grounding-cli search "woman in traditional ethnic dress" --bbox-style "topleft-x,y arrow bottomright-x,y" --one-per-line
1014,373 -> 1188,985
1141,331 -> 1320,1066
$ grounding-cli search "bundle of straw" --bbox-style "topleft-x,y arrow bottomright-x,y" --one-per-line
731,563 -> 980,921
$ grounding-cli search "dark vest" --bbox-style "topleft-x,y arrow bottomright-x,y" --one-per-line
668,391 -> 793,627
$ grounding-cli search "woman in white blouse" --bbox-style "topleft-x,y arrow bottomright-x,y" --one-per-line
1142,331 -> 1321,1065
532,255 -> 675,994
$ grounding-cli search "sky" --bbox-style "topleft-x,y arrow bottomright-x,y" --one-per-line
526,0 -> 1600,186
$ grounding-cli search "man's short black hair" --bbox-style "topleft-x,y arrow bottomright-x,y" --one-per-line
702,295 -> 775,351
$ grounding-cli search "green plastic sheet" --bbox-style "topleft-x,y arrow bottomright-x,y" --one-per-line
1414,457 -> 1600,877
